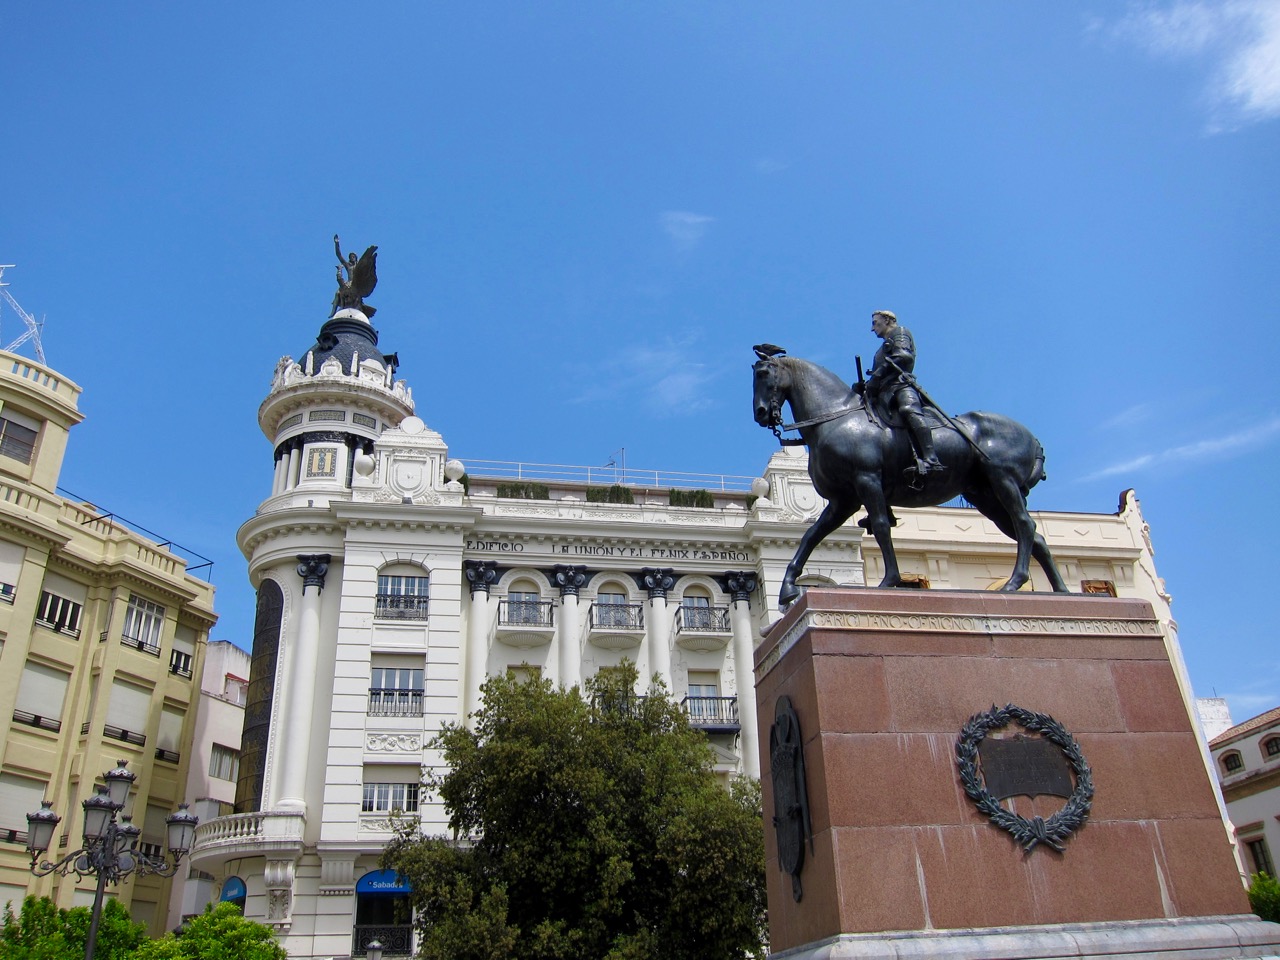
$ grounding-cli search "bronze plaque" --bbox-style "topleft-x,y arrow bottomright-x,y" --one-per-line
979,735 -> 1074,800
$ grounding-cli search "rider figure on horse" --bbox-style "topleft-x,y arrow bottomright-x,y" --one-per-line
860,310 -> 946,477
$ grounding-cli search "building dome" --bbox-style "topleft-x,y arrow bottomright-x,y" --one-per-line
299,310 -> 397,377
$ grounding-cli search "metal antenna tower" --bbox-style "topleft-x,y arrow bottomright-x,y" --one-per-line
0,265 -> 47,365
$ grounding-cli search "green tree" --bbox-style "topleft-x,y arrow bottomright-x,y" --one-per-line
383,667 -> 766,960
0,895 -> 146,960
133,901 -> 287,960
1249,872 -> 1280,924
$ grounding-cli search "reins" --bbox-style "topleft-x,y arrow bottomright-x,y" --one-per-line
770,406 -> 856,446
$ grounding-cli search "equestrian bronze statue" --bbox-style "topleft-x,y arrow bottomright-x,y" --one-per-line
752,334 -> 1068,607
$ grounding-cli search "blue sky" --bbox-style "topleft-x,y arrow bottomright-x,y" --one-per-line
3,3 -> 1278,723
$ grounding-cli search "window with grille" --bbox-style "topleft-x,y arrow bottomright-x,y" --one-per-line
594,591 -> 634,628
369,667 -> 424,716
362,782 -> 420,813
36,591 -> 82,637
0,415 -> 38,465
1265,738 -> 1280,759
169,649 -> 193,678
209,744 -> 241,782
122,595 -> 165,651
1223,751 -> 1244,773
376,574 -> 430,619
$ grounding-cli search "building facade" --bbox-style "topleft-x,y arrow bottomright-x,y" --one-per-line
186,302 -> 1203,960
0,350 -> 218,932
1211,706 -> 1280,881
169,640 -> 250,929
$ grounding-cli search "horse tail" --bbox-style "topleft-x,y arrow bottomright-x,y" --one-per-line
1024,437 -> 1048,496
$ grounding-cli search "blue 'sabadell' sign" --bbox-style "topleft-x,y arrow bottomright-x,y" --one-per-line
355,869 -> 412,895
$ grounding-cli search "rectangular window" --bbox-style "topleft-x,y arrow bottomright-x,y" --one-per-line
594,592 -> 638,628
169,650 -> 193,678
122,595 -> 165,652
209,744 -> 240,782
369,667 -> 424,716
0,414 -> 38,465
686,671 -> 721,722
36,591 -> 82,637
361,782 -> 420,813
1247,837 -> 1275,877
376,574 -> 430,620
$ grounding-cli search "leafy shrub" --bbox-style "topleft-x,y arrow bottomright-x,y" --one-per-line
668,489 -> 714,508
0,895 -> 145,960
134,901 -> 287,959
496,482 -> 549,500
585,484 -> 634,504
1248,872 -> 1280,923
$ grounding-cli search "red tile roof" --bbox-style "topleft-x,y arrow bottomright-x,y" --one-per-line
1210,704 -> 1280,748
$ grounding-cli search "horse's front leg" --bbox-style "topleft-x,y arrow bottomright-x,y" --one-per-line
854,474 -> 902,588
780,499 -> 857,607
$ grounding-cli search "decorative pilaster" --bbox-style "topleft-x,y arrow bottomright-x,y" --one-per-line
554,565 -> 588,690
721,570 -> 760,777
637,568 -> 676,689
463,560 -> 498,722
279,554 -> 331,813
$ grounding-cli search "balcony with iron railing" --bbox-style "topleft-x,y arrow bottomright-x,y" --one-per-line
375,593 -> 430,621
494,599 -> 555,648
673,605 -> 732,651
121,632 -> 161,657
81,722 -> 146,746
588,602 -> 645,650
368,688 -> 425,717
681,696 -> 740,734
12,709 -> 61,733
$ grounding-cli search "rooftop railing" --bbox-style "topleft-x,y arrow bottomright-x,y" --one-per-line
460,458 -> 756,492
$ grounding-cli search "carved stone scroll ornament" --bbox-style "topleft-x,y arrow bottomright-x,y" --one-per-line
955,703 -> 1094,852
464,559 -> 499,595
769,696 -> 813,902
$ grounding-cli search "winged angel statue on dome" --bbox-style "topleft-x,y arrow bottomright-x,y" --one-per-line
332,234 -> 379,318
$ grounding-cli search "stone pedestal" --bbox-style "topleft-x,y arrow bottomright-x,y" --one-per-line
754,588 -> 1280,960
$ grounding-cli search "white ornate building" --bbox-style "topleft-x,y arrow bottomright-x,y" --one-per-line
186,302 -> 1201,959
1210,706 -> 1280,882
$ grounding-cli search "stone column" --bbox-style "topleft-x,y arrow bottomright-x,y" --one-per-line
723,570 -> 760,777
272,454 -> 285,496
553,565 -> 587,691
638,568 -> 675,692
463,560 -> 498,722
278,554 -> 329,813
286,441 -> 302,490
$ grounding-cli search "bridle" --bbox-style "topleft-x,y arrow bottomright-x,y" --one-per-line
758,356 -> 856,447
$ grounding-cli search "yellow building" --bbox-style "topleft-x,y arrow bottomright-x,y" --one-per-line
0,350 -> 217,933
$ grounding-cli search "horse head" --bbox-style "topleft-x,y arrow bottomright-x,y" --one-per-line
752,354 -> 789,428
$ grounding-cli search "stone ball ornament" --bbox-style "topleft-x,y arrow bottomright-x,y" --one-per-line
353,453 -> 376,477
444,459 -> 466,482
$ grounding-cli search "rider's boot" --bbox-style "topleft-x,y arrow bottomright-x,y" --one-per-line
906,413 -> 945,476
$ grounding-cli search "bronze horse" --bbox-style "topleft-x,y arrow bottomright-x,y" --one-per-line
752,351 -> 1068,606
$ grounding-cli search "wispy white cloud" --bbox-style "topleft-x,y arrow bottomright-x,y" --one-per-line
572,337 -> 717,417
1094,1 -> 1280,132
660,211 -> 715,252
1100,402 -> 1158,430
1081,415 -> 1280,481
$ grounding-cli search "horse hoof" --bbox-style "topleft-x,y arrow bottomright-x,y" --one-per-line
779,585 -> 800,606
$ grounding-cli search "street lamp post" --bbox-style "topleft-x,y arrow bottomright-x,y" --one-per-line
25,759 -> 199,960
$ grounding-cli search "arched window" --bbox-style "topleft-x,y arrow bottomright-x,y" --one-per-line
1222,750 -> 1244,775
503,579 -> 547,626
1263,737 -> 1280,760
219,876 -> 247,912
593,581 -> 634,628
376,563 -> 429,620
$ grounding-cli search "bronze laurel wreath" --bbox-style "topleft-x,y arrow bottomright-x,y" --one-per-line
955,703 -> 1094,852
